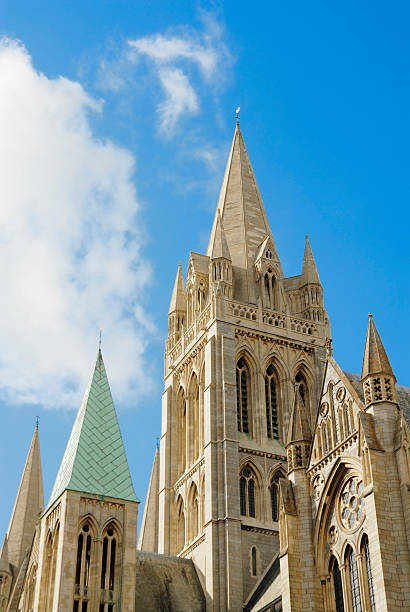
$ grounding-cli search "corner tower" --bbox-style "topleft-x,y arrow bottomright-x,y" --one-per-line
31,349 -> 139,612
152,123 -> 331,611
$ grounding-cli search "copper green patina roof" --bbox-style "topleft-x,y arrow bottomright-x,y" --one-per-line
48,350 -> 138,507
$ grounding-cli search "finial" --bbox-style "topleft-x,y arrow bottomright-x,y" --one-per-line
368,313 -> 373,319
156,436 -> 160,451
324,337 -> 333,357
35,416 -> 40,429
235,106 -> 240,124
305,234 -> 309,240
99,328 -> 102,350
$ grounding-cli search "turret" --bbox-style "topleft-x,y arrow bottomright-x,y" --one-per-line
361,314 -> 397,407
300,235 -> 324,322
286,384 -> 312,473
168,262 -> 187,347
209,212 -> 232,298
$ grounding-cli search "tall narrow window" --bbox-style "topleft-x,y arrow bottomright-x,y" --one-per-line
100,526 -> 118,611
73,524 -> 92,611
347,547 -> 362,612
265,364 -> 279,439
251,547 -> 257,576
329,383 -> 340,444
361,535 -> 376,611
176,498 -> 185,553
178,389 -> 186,474
330,556 -> 344,612
270,473 -> 282,521
236,358 -> 249,433
239,467 -> 257,518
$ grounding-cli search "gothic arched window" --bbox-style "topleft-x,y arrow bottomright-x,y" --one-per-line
240,466 -> 256,518
236,358 -> 249,433
329,556 -> 344,612
100,524 -> 119,611
188,483 -> 199,542
263,269 -> 275,309
176,497 -> 185,553
361,535 -> 376,611
346,546 -> 362,612
270,472 -> 283,522
251,547 -> 257,576
265,364 -> 279,440
73,523 -> 92,610
177,388 -> 187,474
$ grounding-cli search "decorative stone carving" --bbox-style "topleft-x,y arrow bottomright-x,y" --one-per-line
338,477 -> 365,532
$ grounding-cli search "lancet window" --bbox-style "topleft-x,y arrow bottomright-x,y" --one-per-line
188,483 -> 199,542
270,471 -> 283,522
263,269 -> 275,309
240,466 -> 256,518
346,546 -> 362,612
329,383 -> 341,445
236,358 -> 249,433
177,389 -> 187,475
99,524 -> 119,612
361,535 -> 376,612
176,497 -> 185,553
73,523 -> 93,611
43,523 -> 59,612
251,547 -> 257,576
329,556 -> 344,612
265,364 -> 279,440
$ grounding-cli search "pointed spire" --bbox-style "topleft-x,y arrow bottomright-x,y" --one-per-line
207,123 -> 281,301
48,349 -> 138,507
302,235 -> 320,284
6,426 -> 44,571
138,447 -> 160,552
168,262 -> 186,314
211,212 -> 231,260
362,315 -> 395,380
287,385 -> 312,446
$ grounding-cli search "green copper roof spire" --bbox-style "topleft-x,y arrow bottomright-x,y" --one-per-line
48,349 -> 138,507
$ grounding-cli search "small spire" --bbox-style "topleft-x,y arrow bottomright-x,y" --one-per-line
6,426 -> 44,570
210,211 -> 231,260
302,234 -> 321,284
286,384 -> 312,446
168,262 -> 187,314
361,315 -> 395,380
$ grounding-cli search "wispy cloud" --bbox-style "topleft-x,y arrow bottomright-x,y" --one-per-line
96,13 -> 233,137
0,38 -> 155,409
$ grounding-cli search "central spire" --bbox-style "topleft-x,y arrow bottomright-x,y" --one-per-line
207,123 -> 277,303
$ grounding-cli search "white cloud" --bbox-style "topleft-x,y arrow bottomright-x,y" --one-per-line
158,68 -> 199,134
0,38 -> 155,409
126,15 -> 231,136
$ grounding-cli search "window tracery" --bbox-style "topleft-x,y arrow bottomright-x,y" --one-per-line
339,478 -> 365,531
99,524 -> 119,612
361,535 -> 376,611
239,466 -> 257,518
265,364 -> 279,440
236,358 -> 249,433
346,546 -> 362,612
73,523 -> 92,611
330,556 -> 344,612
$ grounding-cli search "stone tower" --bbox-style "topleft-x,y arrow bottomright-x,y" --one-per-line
0,425 -> 43,612
13,349 -> 140,612
139,122 -> 331,610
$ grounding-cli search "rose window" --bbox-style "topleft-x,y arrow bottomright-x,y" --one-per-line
339,478 -> 365,531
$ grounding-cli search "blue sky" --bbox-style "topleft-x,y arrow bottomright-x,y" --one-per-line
0,1 -> 409,537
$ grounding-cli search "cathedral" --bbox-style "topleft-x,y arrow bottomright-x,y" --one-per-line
1,123 -> 409,612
